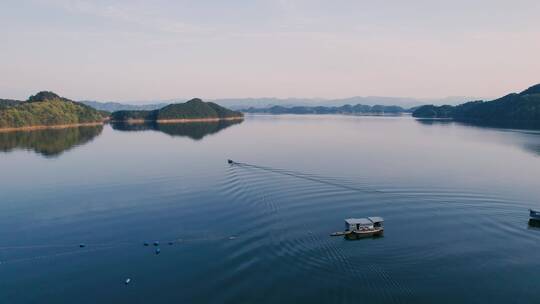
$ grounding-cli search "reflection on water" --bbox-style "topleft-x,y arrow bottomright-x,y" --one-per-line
415,118 -> 540,157
0,125 -> 103,157
416,118 -> 540,131
1,116 -> 540,303
111,119 -> 243,140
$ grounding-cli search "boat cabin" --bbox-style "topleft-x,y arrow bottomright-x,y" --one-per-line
530,209 -> 540,220
368,217 -> 384,228
345,217 -> 384,232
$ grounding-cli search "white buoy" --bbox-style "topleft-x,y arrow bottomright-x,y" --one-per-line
125,278 -> 131,285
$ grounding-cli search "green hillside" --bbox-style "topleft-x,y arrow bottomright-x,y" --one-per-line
0,91 -> 107,129
111,98 -> 243,121
413,84 -> 540,122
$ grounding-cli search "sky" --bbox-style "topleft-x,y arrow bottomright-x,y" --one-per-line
1,0 -> 539,102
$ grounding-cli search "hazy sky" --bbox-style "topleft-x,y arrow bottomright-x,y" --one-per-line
1,0 -> 539,102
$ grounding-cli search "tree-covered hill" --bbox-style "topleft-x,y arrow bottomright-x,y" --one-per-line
110,98 -> 243,121
0,91 -> 108,129
413,84 -> 540,122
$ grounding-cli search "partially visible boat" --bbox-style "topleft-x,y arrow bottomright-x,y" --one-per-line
331,217 -> 384,239
530,209 -> 540,221
529,209 -> 540,227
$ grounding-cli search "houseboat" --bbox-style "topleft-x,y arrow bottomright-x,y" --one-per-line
331,217 -> 384,239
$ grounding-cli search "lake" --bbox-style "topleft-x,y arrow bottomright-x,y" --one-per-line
1,115 -> 540,303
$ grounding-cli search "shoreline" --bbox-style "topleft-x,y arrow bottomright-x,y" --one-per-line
112,116 -> 244,124
0,116 -> 244,132
0,122 -> 105,133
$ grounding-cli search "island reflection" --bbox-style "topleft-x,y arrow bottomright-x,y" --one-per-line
0,125 -> 104,158
110,119 -> 243,140
415,118 -> 540,157
415,118 -> 540,130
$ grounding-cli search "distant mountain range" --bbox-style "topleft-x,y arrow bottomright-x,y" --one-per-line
413,83 -> 540,123
80,96 -> 478,112
213,96 -> 477,110
80,100 -> 168,112
241,104 -> 409,115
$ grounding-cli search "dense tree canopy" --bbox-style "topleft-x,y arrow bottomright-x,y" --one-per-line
0,92 -> 107,128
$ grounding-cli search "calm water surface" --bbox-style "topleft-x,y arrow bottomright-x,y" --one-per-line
1,115 -> 540,303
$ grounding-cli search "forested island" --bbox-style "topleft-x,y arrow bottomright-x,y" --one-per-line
0,92 -> 107,131
413,84 -> 540,122
0,93 -> 242,131
110,98 -> 243,123
241,104 -> 408,115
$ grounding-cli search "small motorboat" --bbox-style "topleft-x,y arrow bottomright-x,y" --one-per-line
331,217 -> 384,239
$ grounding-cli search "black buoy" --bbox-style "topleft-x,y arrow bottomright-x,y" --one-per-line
143,242 -> 149,246
227,159 -> 234,164
153,241 -> 159,246
168,241 -> 174,245
79,243 -> 86,248
155,248 -> 161,255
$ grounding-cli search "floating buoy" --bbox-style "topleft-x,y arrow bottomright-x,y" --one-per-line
155,248 -> 161,255
227,159 -> 234,164
228,236 -> 236,240
143,242 -> 149,246
79,243 -> 86,248
168,241 -> 173,245
125,278 -> 131,285
153,241 -> 159,246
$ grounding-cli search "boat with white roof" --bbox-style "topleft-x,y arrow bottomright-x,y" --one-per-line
330,217 -> 384,239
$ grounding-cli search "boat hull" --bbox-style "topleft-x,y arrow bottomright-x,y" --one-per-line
345,229 -> 384,240
529,219 -> 540,227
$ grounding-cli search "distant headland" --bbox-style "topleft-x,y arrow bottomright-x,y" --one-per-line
413,84 -> 540,123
